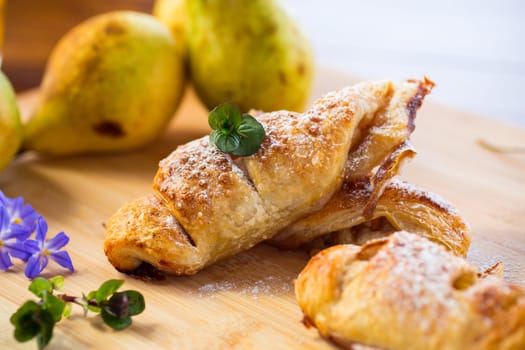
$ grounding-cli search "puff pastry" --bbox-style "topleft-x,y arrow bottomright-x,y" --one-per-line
104,78 -> 445,275
270,141 -> 471,256
295,231 -> 525,350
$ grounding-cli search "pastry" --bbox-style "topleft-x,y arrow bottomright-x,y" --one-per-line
104,79 -> 438,275
295,231 -> 525,350
270,141 -> 471,256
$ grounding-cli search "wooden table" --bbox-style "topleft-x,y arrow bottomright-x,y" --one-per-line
0,68 -> 524,349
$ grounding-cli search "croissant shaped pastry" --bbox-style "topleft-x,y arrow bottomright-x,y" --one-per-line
270,141 -> 471,255
295,231 -> 525,350
104,78 -> 468,275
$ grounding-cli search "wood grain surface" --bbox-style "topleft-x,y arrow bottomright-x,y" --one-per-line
0,69 -> 524,349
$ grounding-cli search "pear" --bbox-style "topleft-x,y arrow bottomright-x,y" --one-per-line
153,0 -> 188,57
186,0 -> 314,112
0,71 -> 22,171
24,11 -> 185,155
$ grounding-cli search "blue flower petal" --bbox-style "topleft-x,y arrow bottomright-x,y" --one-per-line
35,216 -> 48,244
23,240 -> 40,254
50,251 -> 74,272
0,207 -> 10,235
7,223 -> 33,241
0,248 -> 13,270
4,240 -> 31,261
46,232 -> 70,251
25,254 -> 48,279
0,190 -> 7,205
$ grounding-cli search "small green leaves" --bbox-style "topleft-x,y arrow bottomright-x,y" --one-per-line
208,102 -> 266,156
95,279 -> 124,303
10,301 -> 56,350
122,290 -> 145,316
29,277 -> 54,298
10,276 -> 145,349
41,293 -> 66,323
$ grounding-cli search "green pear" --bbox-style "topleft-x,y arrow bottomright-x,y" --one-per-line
153,0 -> 188,57
0,71 -> 22,171
24,11 -> 186,155
186,0 -> 314,112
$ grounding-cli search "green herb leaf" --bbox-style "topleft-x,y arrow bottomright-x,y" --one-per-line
35,310 -> 55,350
10,301 -> 56,349
41,293 -> 66,323
208,103 -> 266,156
210,130 -> 241,153
49,276 -> 65,291
100,309 -> 132,330
10,301 -> 41,342
63,303 -> 73,318
29,277 -> 53,298
105,292 -> 129,318
208,102 -> 242,132
95,279 -> 124,303
12,277 -> 145,349
233,114 -> 267,156
121,290 -> 145,316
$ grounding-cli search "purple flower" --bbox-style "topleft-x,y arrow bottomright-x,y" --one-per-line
0,206 -> 30,270
24,216 -> 74,279
0,190 -> 39,240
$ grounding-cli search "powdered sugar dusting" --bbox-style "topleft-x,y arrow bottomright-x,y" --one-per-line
365,231 -> 476,331
195,275 -> 294,299
387,179 -> 460,216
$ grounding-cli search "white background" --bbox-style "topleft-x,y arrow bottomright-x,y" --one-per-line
281,0 -> 524,127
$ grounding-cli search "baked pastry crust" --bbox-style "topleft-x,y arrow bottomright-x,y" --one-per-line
295,231 -> 525,350
104,79 -> 448,275
271,137 -> 471,256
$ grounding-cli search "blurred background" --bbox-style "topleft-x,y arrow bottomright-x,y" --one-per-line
3,0 -> 524,126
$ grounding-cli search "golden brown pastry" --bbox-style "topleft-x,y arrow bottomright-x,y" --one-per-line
104,79 -> 435,275
271,139 -> 471,256
295,231 -> 525,350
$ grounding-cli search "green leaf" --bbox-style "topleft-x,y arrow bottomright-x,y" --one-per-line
233,114 -> 266,156
87,304 -> 102,313
10,301 -> 56,349
49,276 -> 65,291
29,277 -> 53,298
121,290 -> 145,316
210,130 -> 240,153
10,301 -> 41,342
96,279 -> 124,303
208,102 -> 242,132
42,293 -> 66,323
63,303 -> 73,318
100,309 -> 132,330
35,310 -> 55,350
106,292 -> 129,318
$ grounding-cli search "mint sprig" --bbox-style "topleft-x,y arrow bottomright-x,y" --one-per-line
10,276 -> 145,349
208,102 -> 266,156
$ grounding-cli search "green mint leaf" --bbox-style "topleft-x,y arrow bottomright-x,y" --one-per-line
96,279 -> 124,303
233,114 -> 266,156
208,102 -> 242,132
210,130 -> 240,153
29,277 -> 53,298
42,293 -> 66,323
121,290 -> 145,316
100,309 -> 132,330
49,276 -> 65,291
10,301 -> 41,342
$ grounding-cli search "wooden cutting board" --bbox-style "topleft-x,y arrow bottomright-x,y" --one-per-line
1,69 -> 524,349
